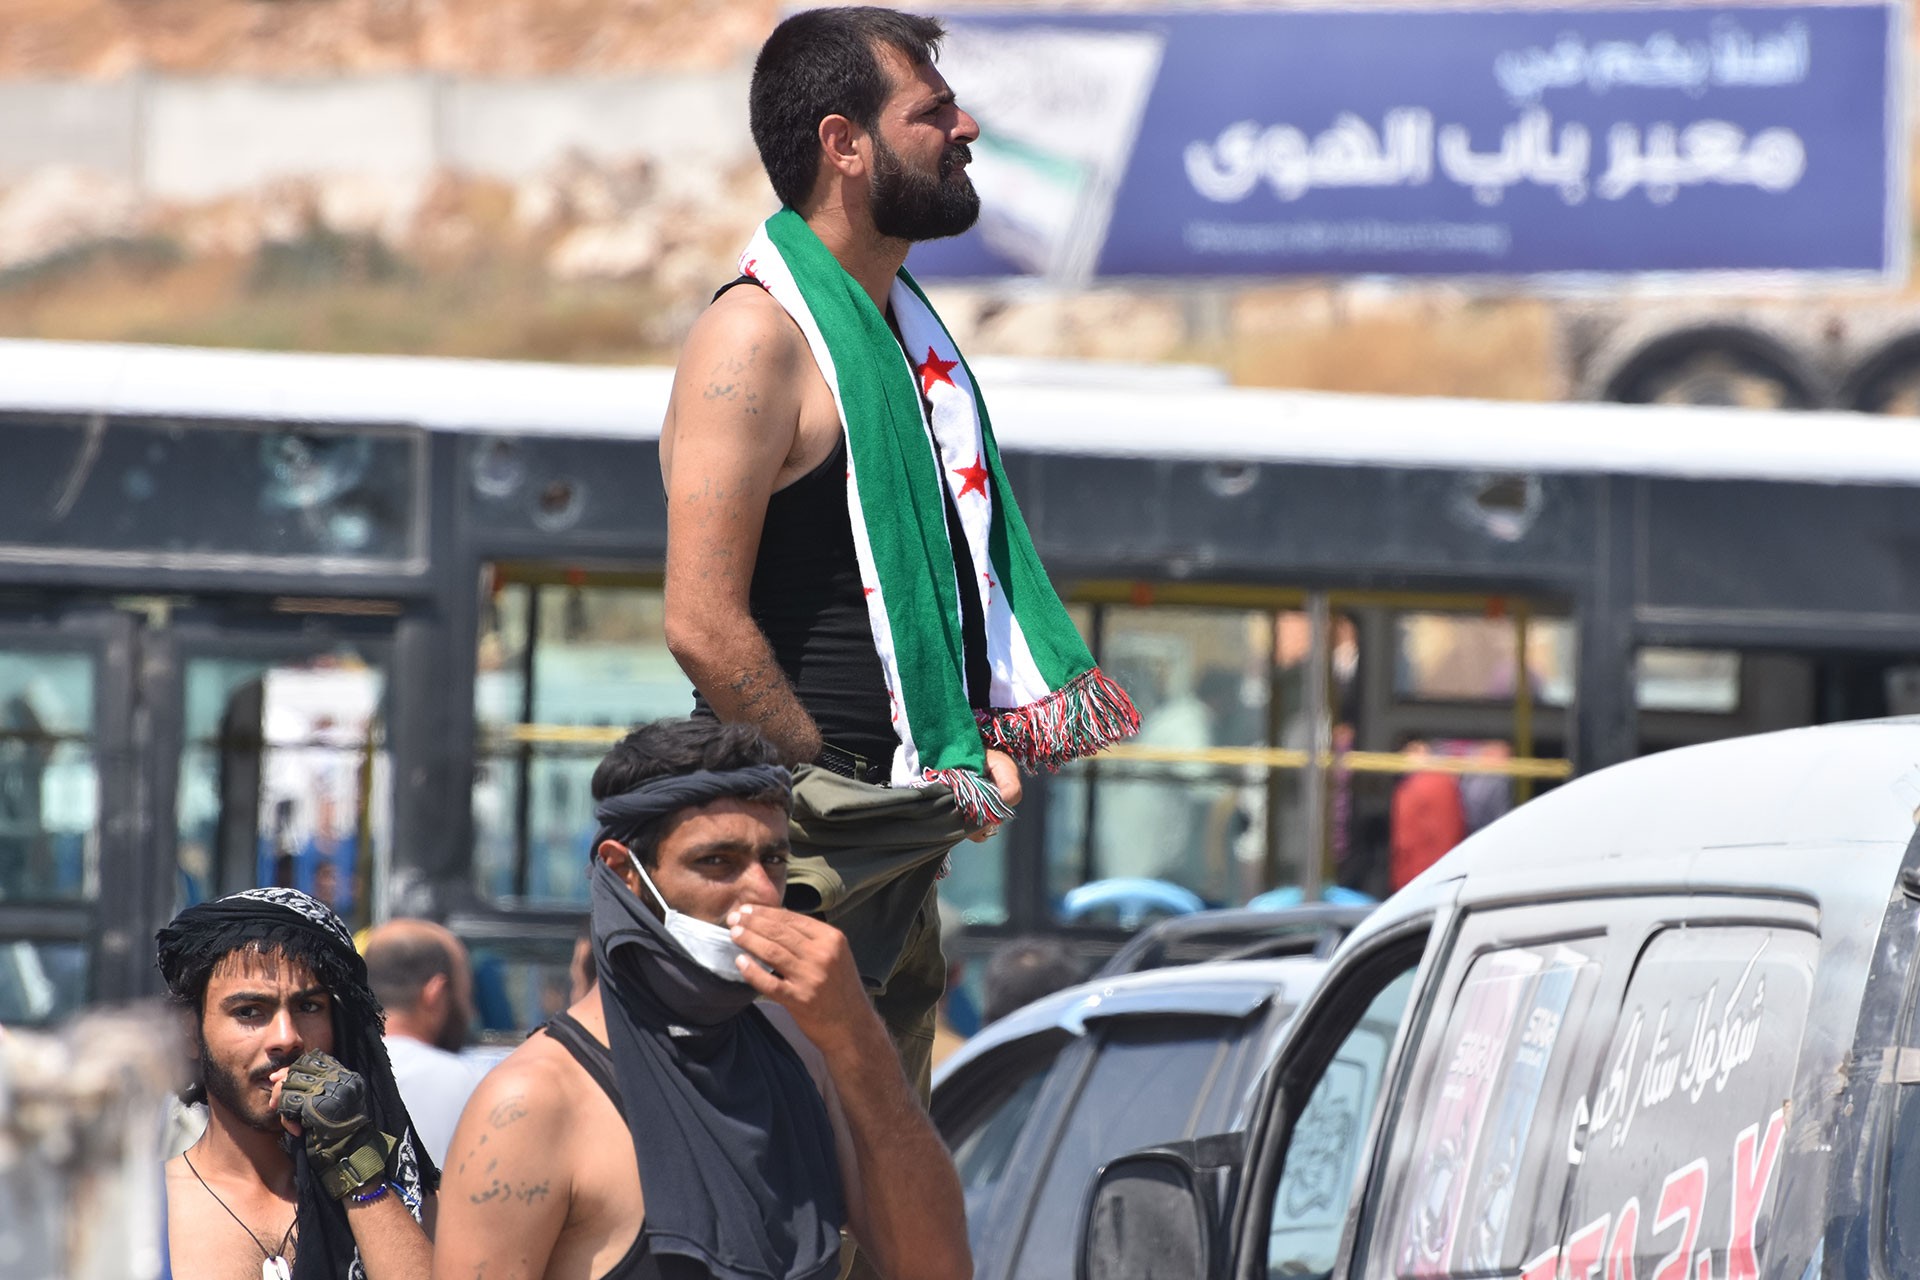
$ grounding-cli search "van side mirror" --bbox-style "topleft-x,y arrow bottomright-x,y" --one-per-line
1078,1134 -> 1242,1280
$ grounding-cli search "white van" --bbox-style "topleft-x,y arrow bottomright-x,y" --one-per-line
1081,719 -> 1920,1280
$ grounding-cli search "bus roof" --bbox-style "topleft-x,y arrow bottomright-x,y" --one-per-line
3,337 -> 1919,488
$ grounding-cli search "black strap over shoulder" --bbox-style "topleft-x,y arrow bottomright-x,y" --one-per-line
711,274 -> 764,304
543,1012 -> 623,1107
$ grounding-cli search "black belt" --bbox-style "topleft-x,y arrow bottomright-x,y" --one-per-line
815,742 -> 889,786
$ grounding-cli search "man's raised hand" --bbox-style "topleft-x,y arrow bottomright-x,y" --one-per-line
725,906 -> 874,1052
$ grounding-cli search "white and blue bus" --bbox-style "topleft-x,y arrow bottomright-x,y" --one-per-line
1,337 -> 1916,1030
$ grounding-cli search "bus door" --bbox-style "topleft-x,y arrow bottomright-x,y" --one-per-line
0,598 -> 397,1026
147,605 -> 395,938
0,603 -> 139,1027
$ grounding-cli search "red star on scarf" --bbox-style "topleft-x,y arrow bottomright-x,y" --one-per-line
953,454 -> 990,500
983,571 -> 996,588
917,348 -> 959,396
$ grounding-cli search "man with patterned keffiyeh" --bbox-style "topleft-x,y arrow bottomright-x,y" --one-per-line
661,5 -> 1139,1101
156,888 -> 435,1280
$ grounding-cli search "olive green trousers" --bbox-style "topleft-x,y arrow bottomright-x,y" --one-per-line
784,765 -> 973,1102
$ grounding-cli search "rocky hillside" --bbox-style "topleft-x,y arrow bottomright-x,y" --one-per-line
0,0 -> 776,75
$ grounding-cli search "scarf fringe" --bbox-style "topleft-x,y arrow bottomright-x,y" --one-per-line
926,765 -> 1018,829
977,667 -> 1143,773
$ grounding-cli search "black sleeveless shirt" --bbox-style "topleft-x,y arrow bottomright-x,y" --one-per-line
690,276 -> 990,769
691,434 -> 896,764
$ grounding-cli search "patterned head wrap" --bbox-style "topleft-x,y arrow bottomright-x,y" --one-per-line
157,888 -> 435,1280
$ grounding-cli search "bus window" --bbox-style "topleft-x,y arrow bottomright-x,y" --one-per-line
1394,613 -> 1574,705
473,571 -> 693,906
1394,612 -> 1741,715
176,650 -> 386,921
1636,648 -> 1740,714
0,939 -> 88,1025
0,651 -> 96,907
1047,605 -> 1276,921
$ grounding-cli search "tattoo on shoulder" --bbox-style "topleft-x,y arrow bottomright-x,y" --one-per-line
489,1098 -> 528,1130
702,343 -> 764,416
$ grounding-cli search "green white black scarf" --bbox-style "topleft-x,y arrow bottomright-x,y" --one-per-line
740,210 -> 1138,824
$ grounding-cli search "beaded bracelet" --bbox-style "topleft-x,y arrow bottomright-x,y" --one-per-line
347,1180 -> 393,1207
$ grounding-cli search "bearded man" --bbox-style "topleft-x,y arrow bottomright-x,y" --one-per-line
156,888 -> 435,1280
660,4 -> 1138,1100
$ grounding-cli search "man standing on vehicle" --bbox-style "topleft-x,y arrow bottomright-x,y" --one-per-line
659,5 -> 1138,1097
156,888 -> 435,1280
430,717 -> 970,1280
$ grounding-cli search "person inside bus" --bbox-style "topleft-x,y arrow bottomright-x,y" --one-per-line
656,5 -> 1138,1109
431,717 -> 969,1280
1389,734 -> 1468,890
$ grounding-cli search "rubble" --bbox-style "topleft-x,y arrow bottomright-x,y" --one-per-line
0,166 -> 144,271
0,0 -> 781,77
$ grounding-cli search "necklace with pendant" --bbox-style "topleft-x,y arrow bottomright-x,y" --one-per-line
182,1149 -> 297,1280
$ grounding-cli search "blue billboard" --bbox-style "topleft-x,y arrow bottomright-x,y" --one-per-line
912,5 -> 1903,283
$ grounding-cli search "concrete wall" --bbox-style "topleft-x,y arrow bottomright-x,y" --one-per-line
0,71 -> 754,195
0,79 -> 141,183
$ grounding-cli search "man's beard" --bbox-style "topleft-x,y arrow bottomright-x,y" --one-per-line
870,133 -> 980,242
434,1007 -> 470,1054
198,1026 -> 296,1134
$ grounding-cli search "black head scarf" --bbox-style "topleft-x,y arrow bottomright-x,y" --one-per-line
590,765 -> 845,1280
156,888 -> 435,1280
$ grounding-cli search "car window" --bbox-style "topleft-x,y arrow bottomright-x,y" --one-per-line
1008,1018 -> 1253,1280
953,1063 -> 1050,1195
941,1043 -> 1067,1255
1549,926 -> 1814,1280
1884,914 -> 1920,1276
1377,942 -> 1602,1278
1267,964 -> 1419,1279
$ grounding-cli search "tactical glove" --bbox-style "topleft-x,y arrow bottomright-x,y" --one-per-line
277,1049 -> 397,1200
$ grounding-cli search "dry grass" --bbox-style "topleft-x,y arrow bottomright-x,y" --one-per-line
0,238 -> 1568,398
1209,290 -> 1563,400
0,243 -> 678,364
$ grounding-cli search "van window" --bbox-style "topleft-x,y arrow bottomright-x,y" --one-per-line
1010,1018 -> 1259,1280
1266,965 -> 1419,1279
1552,927 -> 1814,1280
1378,942 -> 1602,1278
948,1049 -> 1060,1255
1884,928 -> 1920,1276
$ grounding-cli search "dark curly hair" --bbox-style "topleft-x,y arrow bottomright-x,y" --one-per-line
750,6 -> 947,211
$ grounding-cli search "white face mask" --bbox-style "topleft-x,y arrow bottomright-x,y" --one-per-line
627,852 -> 759,984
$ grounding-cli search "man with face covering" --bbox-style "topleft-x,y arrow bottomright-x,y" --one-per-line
432,718 -> 969,1280
661,4 -> 1137,1105
156,888 -> 435,1280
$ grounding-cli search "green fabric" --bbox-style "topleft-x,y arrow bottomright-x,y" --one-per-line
763,209 -> 1106,780
897,270 -> 1104,689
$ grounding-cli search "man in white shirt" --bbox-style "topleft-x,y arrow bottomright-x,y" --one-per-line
362,919 -> 483,1167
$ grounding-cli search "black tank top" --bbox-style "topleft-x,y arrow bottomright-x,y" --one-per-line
691,432 -> 897,765
689,277 -> 991,768
542,1013 -> 673,1280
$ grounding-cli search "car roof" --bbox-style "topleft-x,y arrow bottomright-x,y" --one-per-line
1350,718 -> 1920,948
1098,904 -> 1372,976
935,954 -> 1329,1087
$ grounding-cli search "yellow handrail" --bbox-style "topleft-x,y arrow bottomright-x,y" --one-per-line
481,724 -> 1572,779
